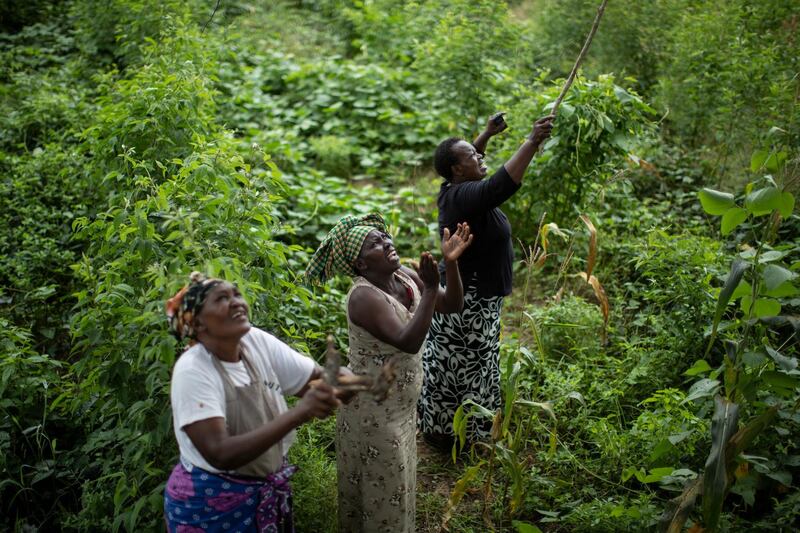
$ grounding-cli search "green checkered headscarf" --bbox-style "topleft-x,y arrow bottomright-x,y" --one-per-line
305,214 -> 388,283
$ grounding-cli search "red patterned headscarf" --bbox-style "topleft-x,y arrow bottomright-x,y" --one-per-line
165,272 -> 223,342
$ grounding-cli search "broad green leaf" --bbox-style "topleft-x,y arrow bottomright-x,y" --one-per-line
764,281 -> 799,298
778,191 -> 795,217
698,188 -> 735,215
707,259 -> 748,353
753,298 -> 781,318
766,470 -> 792,486
759,250 -> 789,263
684,378 -> 720,403
721,207 -> 748,235
750,149 -> 769,172
644,467 -> 675,483
668,431 -> 693,445
512,521 -> 543,533
745,187 -> 782,216
741,296 -> 781,317
761,371 -> 800,395
762,264 -> 796,290
730,280 -> 752,300
739,247 -> 757,259
702,396 -> 740,531
684,359 -> 713,376
765,345 -> 798,372
622,466 -> 645,482
742,351 -> 767,368
766,151 -> 788,172
648,438 -> 674,463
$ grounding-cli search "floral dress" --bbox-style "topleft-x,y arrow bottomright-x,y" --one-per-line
336,271 -> 422,533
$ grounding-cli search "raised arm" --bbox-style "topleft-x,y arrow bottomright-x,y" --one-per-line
435,222 -> 472,313
472,112 -> 508,154
504,115 -> 554,184
348,252 -> 440,354
398,223 -> 472,314
182,381 -> 339,471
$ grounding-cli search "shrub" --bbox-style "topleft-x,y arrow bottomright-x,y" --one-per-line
494,75 -> 656,233
524,295 -> 604,360
309,135 -> 353,178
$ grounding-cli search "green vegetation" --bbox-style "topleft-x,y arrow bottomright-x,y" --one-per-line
1,0 -> 797,531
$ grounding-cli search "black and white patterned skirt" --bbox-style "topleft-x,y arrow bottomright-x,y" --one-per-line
418,285 -> 503,440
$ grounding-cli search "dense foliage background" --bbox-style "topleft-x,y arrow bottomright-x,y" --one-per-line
1,0 -> 797,531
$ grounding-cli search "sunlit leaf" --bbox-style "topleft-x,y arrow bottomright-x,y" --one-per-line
684,359 -> 713,376
745,187 -> 783,216
720,207 -> 748,235
698,188 -> 735,215
730,280 -> 751,300
644,467 -> 675,483
752,297 -> 781,318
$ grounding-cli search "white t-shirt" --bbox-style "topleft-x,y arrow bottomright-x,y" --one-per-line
170,327 -> 315,473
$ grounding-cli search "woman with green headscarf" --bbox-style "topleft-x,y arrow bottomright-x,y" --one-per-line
307,213 -> 472,532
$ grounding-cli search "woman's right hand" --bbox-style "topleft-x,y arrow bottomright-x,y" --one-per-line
416,251 -> 440,291
528,115 -> 555,148
297,380 -> 339,422
484,111 -> 508,136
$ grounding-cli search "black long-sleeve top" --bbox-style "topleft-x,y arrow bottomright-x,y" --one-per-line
437,164 -> 521,297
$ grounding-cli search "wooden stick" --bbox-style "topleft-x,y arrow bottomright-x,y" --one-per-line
551,0 -> 609,117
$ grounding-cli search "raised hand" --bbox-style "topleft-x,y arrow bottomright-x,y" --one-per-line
441,222 -> 473,263
485,112 -> 508,136
528,115 -> 555,148
297,380 -> 340,422
416,251 -> 440,290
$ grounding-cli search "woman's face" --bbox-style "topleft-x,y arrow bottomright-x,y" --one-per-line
194,282 -> 251,341
355,230 -> 401,275
452,140 -> 488,181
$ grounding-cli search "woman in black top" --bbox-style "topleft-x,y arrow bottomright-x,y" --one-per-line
419,113 -> 554,449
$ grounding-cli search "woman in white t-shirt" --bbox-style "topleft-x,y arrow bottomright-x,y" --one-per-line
163,272 -> 341,533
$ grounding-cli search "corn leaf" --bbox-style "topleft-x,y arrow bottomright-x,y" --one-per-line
702,396 -> 740,531
707,259 -> 748,354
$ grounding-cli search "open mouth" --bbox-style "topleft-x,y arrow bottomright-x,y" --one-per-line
231,311 -> 248,320
386,249 -> 399,261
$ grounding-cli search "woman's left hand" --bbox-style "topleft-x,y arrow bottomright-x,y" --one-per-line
441,222 -> 473,263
